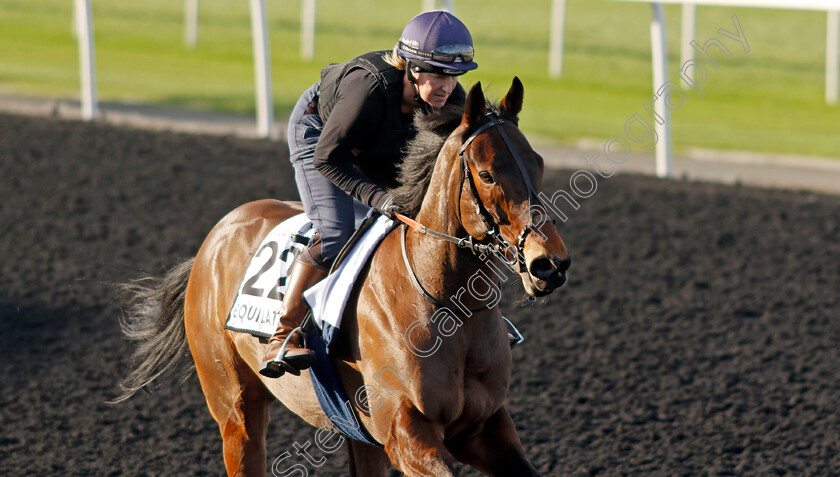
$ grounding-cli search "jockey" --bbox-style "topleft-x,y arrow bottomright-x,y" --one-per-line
260,10 -> 478,378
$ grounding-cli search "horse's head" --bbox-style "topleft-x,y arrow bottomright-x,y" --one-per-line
456,78 -> 570,296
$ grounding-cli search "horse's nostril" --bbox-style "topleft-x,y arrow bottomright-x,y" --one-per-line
556,255 -> 571,274
529,257 -> 557,280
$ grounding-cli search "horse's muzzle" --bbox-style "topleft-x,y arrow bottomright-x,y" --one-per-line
525,254 -> 571,296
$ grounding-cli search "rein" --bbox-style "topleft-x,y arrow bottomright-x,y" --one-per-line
395,110 -> 549,308
399,224 -> 501,314
394,213 -> 496,256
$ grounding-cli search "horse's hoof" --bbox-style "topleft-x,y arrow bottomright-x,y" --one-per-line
259,360 -> 285,378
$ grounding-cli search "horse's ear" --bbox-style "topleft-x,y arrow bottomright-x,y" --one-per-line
463,82 -> 486,126
500,77 -> 524,117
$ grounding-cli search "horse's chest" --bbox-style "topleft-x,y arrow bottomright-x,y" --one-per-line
462,350 -> 511,412
417,346 -> 511,427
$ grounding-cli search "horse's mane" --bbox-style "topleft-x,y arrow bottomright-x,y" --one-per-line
390,100 -> 515,218
389,104 -> 464,218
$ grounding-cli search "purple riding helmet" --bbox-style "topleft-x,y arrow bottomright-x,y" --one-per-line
397,10 -> 478,76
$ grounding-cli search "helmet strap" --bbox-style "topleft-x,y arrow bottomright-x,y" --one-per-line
406,60 -> 426,106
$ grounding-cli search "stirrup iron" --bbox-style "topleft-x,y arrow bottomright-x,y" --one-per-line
259,326 -> 308,378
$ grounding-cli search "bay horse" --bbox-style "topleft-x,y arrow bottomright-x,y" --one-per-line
116,78 -> 570,476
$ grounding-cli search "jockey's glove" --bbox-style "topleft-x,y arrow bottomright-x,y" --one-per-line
374,194 -> 399,220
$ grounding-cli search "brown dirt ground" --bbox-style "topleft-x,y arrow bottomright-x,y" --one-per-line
1,113 -> 839,476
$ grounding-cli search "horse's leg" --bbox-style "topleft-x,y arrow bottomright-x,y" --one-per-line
384,400 -> 456,477
191,330 -> 274,476
191,351 -> 273,476
446,406 -> 541,477
220,364 -> 274,476
347,440 -> 390,477
188,249 -> 274,475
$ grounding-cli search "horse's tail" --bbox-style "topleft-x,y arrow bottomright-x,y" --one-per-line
111,258 -> 195,404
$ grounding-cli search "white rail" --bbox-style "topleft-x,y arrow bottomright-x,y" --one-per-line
185,0 -> 198,49
302,0 -> 317,61
614,0 -> 840,177
549,0 -> 568,78
651,4 -> 672,177
828,10 -> 839,104
250,0 -> 273,138
74,0 -> 97,121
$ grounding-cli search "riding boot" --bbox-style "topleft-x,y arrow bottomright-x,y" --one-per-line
259,261 -> 328,378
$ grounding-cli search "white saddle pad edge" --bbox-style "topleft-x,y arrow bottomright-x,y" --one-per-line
304,216 -> 397,331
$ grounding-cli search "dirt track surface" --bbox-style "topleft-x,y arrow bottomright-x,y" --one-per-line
1,113 -> 839,476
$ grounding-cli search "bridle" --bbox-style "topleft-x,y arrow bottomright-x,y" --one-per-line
397,110 -> 549,273
458,111 -> 551,272
395,110 -> 551,310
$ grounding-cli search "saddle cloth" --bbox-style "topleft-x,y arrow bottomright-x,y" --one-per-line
224,212 -> 396,345
303,214 -> 398,351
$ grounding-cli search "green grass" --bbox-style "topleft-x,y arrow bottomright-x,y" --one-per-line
1,0 -> 838,157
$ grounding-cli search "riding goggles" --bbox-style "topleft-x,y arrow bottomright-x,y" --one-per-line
398,42 -> 474,63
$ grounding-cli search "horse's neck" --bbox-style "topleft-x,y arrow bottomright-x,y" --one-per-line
408,141 -> 487,304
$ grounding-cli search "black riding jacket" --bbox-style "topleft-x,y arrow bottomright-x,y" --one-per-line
314,50 -> 466,207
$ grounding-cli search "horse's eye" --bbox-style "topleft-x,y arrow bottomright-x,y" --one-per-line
478,171 -> 495,184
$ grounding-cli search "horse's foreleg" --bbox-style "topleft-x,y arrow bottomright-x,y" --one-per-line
384,400 -> 456,477
347,440 -> 390,477
446,406 -> 541,477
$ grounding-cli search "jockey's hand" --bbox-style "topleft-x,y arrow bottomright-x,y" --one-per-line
375,194 -> 399,220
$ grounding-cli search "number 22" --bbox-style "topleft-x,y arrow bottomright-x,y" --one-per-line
242,242 -> 290,300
